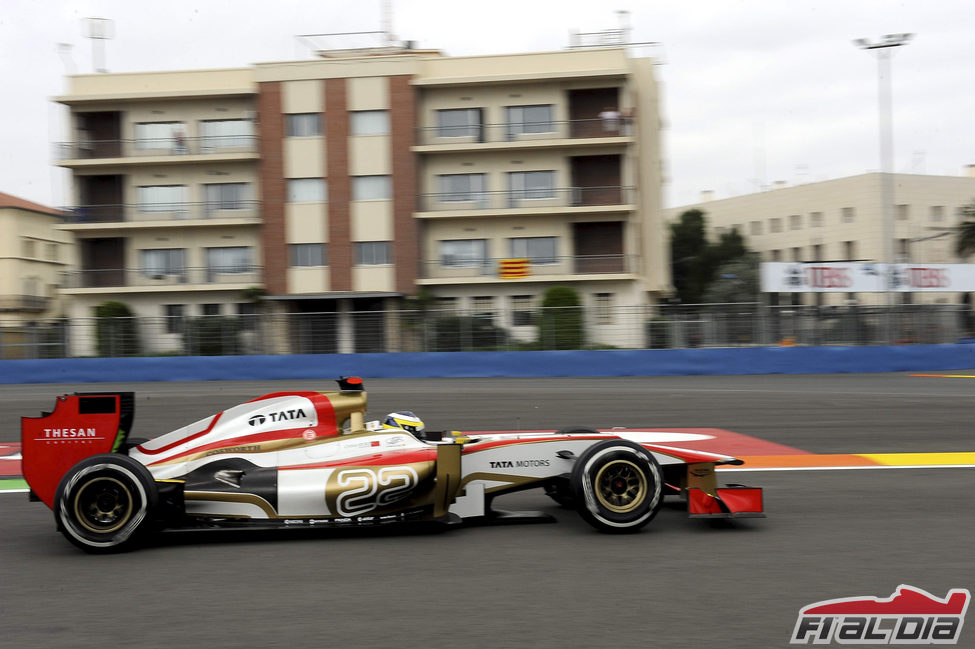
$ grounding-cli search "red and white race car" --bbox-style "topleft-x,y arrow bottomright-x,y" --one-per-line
21,377 -> 763,552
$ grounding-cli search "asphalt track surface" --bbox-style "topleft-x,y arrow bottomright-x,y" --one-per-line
2,374 -> 974,649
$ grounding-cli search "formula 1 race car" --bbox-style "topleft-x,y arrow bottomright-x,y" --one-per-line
21,377 -> 764,553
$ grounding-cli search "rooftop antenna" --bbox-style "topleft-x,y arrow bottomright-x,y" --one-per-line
381,0 -> 395,47
83,17 -> 114,73
57,43 -> 76,75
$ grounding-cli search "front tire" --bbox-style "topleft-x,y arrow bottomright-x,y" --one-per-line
54,454 -> 157,553
571,440 -> 663,533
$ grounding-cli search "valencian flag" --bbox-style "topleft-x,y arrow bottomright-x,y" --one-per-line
498,258 -> 530,279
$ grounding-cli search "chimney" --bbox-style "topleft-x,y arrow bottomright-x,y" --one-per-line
966,164 -> 975,178
773,180 -> 788,189
699,189 -> 714,202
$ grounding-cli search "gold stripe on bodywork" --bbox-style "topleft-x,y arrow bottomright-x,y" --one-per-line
184,491 -> 277,518
459,472 -> 545,493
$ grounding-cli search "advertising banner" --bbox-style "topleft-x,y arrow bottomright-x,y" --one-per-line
760,262 -> 974,293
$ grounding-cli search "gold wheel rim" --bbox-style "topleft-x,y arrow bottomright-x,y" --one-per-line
73,476 -> 134,534
594,459 -> 647,514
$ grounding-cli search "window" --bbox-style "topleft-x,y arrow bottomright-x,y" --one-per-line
286,113 -> 322,137
21,238 -> 36,257
287,178 -> 327,203
206,246 -> 252,275
436,297 -> 457,313
163,305 -> 185,334
135,122 -> 185,151
138,185 -> 187,212
200,119 -> 253,149
289,243 -> 327,267
752,220 -> 765,235
844,241 -> 856,260
350,110 -> 389,136
439,174 -> 486,203
931,206 -> 945,222
236,302 -> 258,331
896,204 -> 910,221
141,249 -> 185,277
506,105 -> 554,137
842,207 -> 855,223
472,296 -> 494,322
769,218 -> 781,233
508,171 -> 555,204
594,292 -> 613,325
440,239 -> 488,267
810,211 -> 824,227
204,183 -> 248,213
352,175 -> 391,201
437,108 -> 482,138
791,247 -> 803,262
355,241 -> 392,265
510,295 -> 534,326
897,238 -> 910,262
770,249 -> 782,262
789,214 -> 802,230
46,242 -> 58,261
202,304 -> 221,316
812,244 -> 824,261
510,236 -> 557,264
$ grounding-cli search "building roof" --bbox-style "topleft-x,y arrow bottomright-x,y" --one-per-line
0,192 -> 63,217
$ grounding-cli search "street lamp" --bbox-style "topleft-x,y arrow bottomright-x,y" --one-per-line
855,33 -> 912,340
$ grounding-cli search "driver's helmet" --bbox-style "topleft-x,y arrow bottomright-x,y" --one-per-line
383,411 -> 425,437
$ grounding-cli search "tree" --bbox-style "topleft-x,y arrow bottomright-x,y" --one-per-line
703,253 -> 760,303
537,286 -> 584,350
670,209 -> 752,304
670,209 -> 711,303
94,301 -> 140,357
955,201 -> 975,259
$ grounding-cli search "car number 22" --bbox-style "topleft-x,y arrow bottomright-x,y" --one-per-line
331,466 -> 419,517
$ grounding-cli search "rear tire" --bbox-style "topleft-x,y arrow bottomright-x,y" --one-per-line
571,440 -> 663,533
54,454 -> 157,553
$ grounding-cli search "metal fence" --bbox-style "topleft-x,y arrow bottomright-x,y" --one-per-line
0,303 -> 968,360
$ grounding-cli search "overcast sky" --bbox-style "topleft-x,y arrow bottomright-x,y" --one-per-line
2,0 -> 972,209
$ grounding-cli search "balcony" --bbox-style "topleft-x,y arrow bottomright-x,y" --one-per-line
61,266 -> 263,290
55,135 -> 258,164
0,295 -> 50,312
418,255 -> 633,283
60,201 -> 261,226
417,186 -> 633,215
415,118 -> 631,150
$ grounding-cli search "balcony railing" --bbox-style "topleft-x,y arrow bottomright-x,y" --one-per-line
55,134 -> 258,160
420,255 -> 633,280
62,266 -> 263,289
0,295 -> 51,312
61,201 -> 260,224
418,186 -> 633,212
416,118 -> 632,146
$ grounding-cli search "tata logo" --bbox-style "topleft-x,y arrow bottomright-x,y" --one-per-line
248,409 -> 307,427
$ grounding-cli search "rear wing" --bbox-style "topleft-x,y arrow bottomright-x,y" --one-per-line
21,393 -> 134,508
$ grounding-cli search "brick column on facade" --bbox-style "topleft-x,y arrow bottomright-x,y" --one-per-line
389,74 -> 418,295
325,78 -> 351,292
257,81 -> 287,296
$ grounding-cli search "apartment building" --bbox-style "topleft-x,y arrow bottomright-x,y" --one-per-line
668,172 -> 975,304
55,68 -> 263,356
55,45 -> 668,354
0,192 -> 71,322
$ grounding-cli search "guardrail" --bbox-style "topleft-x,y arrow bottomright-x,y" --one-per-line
420,254 -> 633,279
418,186 -> 633,212
61,201 -> 260,223
60,266 -> 263,289
55,135 -> 257,160
416,117 -> 632,145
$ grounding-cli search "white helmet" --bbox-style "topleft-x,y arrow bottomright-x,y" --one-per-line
383,411 -> 425,436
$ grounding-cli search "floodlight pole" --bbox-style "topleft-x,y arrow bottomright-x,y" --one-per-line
855,33 -> 912,343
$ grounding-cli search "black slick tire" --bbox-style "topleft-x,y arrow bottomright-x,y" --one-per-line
571,440 -> 663,533
54,454 -> 158,553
